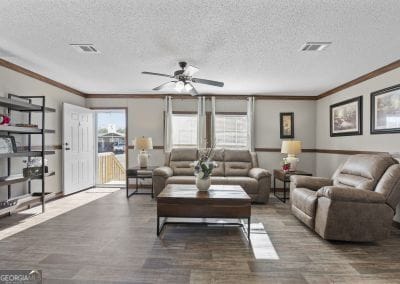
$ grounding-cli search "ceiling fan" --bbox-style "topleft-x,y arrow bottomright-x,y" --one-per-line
142,61 -> 224,96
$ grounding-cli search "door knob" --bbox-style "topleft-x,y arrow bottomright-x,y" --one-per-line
65,142 -> 70,151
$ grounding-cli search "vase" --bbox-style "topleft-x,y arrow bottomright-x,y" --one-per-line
196,175 -> 211,191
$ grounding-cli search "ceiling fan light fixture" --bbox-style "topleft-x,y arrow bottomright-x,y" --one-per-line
184,83 -> 193,92
175,81 -> 185,92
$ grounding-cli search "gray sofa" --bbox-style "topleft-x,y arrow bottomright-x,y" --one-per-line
153,148 -> 271,203
291,154 -> 400,242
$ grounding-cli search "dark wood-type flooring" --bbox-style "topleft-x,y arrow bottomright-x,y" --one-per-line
1,190 -> 400,283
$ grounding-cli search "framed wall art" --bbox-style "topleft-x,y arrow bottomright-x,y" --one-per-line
280,112 -> 294,139
330,96 -> 363,137
371,84 -> 400,134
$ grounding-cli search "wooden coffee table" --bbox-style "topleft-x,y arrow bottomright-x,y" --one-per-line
156,184 -> 251,240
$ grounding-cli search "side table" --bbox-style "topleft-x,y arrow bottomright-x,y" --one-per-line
126,166 -> 158,198
273,169 -> 312,203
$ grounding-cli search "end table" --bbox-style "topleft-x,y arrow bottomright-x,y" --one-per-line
273,169 -> 312,203
126,166 -> 158,198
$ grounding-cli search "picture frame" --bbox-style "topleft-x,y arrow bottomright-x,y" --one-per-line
370,84 -> 400,134
280,112 -> 294,139
0,135 -> 17,154
330,96 -> 363,137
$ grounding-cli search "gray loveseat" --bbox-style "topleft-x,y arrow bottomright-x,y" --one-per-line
153,148 -> 271,203
291,154 -> 400,242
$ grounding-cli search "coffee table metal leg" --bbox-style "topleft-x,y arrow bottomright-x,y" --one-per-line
247,217 -> 251,240
283,180 -> 286,203
157,216 -> 160,236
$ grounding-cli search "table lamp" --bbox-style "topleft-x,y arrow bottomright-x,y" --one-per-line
281,140 -> 302,171
133,136 -> 153,168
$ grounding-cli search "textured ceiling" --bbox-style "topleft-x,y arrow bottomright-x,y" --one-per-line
0,0 -> 399,96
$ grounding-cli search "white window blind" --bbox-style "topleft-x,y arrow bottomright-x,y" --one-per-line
215,114 -> 248,149
172,114 -> 198,147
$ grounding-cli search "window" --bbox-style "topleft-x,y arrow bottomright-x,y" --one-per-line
215,114 -> 248,149
172,114 -> 197,147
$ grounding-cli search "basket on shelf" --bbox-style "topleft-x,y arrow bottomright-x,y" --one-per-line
23,166 -> 48,178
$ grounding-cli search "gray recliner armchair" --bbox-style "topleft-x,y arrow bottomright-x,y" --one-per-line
291,154 -> 400,242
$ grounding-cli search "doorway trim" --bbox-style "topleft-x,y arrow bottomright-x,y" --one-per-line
91,107 -> 128,187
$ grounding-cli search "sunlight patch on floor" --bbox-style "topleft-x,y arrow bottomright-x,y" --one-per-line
0,188 -> 120,241
250,223 -> 280,260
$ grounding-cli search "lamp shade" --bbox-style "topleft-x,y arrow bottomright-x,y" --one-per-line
281,140 -> 302,155
133,137 -> 153,150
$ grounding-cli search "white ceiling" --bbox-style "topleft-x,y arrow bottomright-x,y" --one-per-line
0,0 -> 399,96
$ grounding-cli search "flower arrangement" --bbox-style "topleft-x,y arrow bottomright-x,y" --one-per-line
193,147 -> 217,180
281,157 -> 290,172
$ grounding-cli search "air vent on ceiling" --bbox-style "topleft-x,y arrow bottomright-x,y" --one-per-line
300,42 -> 331,51
70,44 -> 100,53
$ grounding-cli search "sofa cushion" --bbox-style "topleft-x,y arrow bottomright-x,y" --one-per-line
224,149 -> 252,162
166,176 -> 195,184
170,161 -> 195,176
225,162 -> 251,176
371,164 -> 400,210
211,176 -> 258,194
169,148 -> 198,176
170,148 -> 198,161
333,154 -> 395,190
292,188 -> 318,218
211,149 -> 224,176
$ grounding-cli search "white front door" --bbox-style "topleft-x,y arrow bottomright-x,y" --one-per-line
63,103 -> 95,194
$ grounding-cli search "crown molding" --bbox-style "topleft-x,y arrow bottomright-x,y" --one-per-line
0,58 -> 86,97
317,59 -> 400,99
2,58 -> 399,101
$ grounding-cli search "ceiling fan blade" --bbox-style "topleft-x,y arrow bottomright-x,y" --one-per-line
192,77 -> 224,87
185,83 -> 198,96
183,65 -> 199,76
152,81 -> 177,90
142,71 -> 173,78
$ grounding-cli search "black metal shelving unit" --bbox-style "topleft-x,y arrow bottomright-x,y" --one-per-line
0,94 -> 56,214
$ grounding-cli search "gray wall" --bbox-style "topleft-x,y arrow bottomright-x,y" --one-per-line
1,62 -> 399,222
86,98 -> 317,177
315,67 -> 400,221
0,66 -> 86,200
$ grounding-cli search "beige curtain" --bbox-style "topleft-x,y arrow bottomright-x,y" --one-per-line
197,96 -> 207,148
247,96 -> 255,151
164,96 -> 173,152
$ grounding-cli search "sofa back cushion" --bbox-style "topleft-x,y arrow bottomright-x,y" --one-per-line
375,164 -> 400,210
224,149 -> 252,176
333,154 -> 396,190
169,148 -> 198,176
211,148 -> 225,176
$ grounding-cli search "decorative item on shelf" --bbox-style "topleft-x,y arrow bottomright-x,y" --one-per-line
281,157 -> 291,173
0,114 -> 11,125
22,158 -> 49,178
281,140 -> 302,171
0,135 -> 17,154
15,123 -> 39,128
133,136 -> 153,168
192,148 -> 217,191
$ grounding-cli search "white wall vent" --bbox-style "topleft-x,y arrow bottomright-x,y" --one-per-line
70,44 -> 100,53
300,42 -> 331,51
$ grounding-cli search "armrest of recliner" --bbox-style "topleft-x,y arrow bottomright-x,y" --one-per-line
317,186 -> 386,203
248,168 -> 270,180
153,166 -> 173,178
290,176 -> 332,191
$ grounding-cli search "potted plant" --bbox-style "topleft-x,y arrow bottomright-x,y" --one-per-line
192,148 -> 217,191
